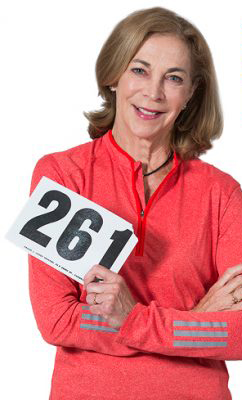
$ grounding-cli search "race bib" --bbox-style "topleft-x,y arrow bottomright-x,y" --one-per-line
6,177 -> 138,283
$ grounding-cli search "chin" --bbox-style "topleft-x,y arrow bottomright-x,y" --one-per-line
128,125 -> 164,140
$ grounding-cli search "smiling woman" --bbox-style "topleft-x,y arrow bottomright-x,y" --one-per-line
84,7 -> 222,162
28,6 -> 242,400
111,34 -> 195,153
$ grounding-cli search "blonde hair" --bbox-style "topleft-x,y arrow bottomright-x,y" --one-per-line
83,7 -> 223,160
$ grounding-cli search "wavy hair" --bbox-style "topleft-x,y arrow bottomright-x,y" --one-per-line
83,7 -> 223,160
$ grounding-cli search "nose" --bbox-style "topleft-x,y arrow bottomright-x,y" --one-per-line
143,78 -> 165,101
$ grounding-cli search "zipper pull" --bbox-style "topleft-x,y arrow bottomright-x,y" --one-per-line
140,209 -> 144,217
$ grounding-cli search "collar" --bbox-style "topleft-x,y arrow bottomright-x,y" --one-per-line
103,129 -> 181,173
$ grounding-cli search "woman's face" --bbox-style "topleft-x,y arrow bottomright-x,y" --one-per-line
112,33 -> 195,141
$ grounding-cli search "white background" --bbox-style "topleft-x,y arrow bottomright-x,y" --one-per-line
1,0 -> 242,398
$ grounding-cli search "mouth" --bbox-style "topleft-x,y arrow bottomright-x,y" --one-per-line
133,105 -> 164,120
134,105 -> 162,115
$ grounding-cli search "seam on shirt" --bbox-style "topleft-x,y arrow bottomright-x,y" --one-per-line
48,154 -> 76,180
218,184 -> 241,239
49,152 -> 96,182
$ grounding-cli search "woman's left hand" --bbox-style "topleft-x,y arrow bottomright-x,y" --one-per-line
84,264 -> 137,329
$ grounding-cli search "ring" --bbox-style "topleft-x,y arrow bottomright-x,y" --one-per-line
231,291 -> 240,304
93,293 -> 98,305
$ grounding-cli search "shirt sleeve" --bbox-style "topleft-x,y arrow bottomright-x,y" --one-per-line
28,154 -> 138,357
116,185 -> 242,361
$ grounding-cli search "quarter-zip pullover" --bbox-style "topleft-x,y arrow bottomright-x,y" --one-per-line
28,130 -> 242,400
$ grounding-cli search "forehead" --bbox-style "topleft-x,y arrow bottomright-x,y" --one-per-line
132,34 -> 192,69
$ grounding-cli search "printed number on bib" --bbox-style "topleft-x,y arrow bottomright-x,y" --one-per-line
6,177 -> 138,283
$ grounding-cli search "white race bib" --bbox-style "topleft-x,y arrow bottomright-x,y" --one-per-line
6,177 -> 138,283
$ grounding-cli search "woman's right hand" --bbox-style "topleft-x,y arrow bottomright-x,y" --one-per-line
192,264 -> 242,312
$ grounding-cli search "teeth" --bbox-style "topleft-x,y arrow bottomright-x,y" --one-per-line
138,107 -> 158,115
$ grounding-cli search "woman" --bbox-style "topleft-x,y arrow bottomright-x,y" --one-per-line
29,7 -> 242,400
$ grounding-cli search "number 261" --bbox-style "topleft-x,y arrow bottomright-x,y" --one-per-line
20,190 -> 132,268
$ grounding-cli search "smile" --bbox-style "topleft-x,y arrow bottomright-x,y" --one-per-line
133,105 -> 163,120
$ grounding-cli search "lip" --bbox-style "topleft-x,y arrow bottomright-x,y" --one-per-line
135,105 -> 162,113
133,105 -> 164,120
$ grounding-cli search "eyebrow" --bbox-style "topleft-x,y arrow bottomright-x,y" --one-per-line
131,58 -> 187,75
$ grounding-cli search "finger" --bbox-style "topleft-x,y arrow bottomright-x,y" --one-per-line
222,287 -> 242,311
223,275 -> 242,294
86,292 -> 115,306
84,264 -> 108,287
231,286 -> 242,304
234,286 -> 242,299
86,292 -> 102,306
86,281 -> 119,294
84,264 -> 119,288
214,264 -> 242,289
230,300 -> 242,311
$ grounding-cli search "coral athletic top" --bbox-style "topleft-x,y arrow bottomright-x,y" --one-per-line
28,130 -> 242,400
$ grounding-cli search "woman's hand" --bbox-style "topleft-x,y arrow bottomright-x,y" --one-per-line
192,264 -> 242,312
84,264 -> 137,328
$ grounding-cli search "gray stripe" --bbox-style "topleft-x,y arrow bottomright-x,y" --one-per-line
80,323 -> 118,333
173,321 -> 227,327
82,313 -> 107,322
82,306 -> 90,310
174,330 -> 228,337
173,340 -> 227,347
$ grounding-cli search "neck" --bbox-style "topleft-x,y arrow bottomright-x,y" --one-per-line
112,126 -> 173,176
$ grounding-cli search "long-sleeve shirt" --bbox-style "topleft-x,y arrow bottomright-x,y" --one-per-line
28,129 -> 242,400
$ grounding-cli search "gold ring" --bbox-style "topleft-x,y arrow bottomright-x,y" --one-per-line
231,291 -> 240,304
93,293 -> 98,305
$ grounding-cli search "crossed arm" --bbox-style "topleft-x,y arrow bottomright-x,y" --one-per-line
83,263 -> 242,360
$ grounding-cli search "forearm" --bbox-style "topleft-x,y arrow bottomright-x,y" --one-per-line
29,254 -> 138,356
116,301 -> 242,360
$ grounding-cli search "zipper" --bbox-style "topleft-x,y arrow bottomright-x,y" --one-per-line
135,209 -> 145,256
133,154 -> 180,257
107,129 -> 180,257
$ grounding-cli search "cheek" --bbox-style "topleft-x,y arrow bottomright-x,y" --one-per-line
116,82 -> 134,103
124,81 -> 139,98
166,87 -> 188,107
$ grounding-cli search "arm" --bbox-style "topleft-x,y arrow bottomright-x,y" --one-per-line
115,185 -> 242,360
28,155 -> 138,356
85,265 -> 242,361
87,185 -> 242,360
116,297 -> 242,360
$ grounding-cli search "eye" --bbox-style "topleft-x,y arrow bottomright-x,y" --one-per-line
131,67 -> 146,75
167,75 -> 183,83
